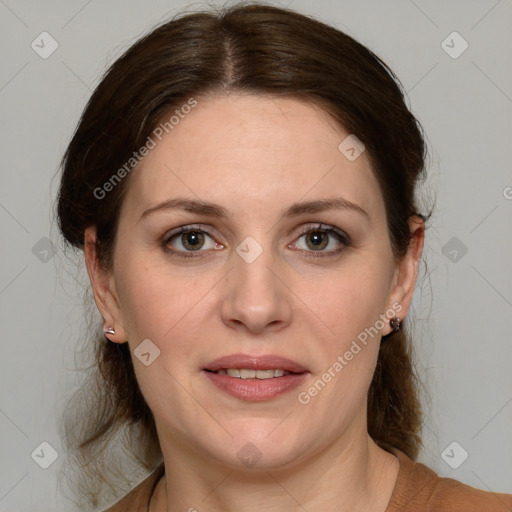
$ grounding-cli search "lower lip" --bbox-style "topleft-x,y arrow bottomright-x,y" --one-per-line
203,370 -> 309,401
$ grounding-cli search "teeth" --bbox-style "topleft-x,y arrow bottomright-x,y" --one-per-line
219,368 -> 288,379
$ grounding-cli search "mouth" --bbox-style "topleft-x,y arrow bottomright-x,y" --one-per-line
203,354 -> 309,401
206,368 -> 296,379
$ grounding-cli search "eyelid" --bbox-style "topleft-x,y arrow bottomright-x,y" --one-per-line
295,223 -> 351,243
163,223 -> 217,242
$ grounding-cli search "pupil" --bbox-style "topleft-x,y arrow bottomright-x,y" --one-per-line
307,231 -> 327,250
311,233 -> 322,245
183,231 -> 203,250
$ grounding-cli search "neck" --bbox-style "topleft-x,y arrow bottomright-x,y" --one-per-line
150,429 -> 400,512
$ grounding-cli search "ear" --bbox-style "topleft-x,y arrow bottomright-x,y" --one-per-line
84,226 -> 128,343
382,215 -> 425,336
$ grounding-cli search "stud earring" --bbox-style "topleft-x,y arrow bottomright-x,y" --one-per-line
104,326 -> 115,335
389,317 -> 402,333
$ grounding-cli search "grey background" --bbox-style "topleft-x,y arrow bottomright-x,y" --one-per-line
0,0 -> 511,510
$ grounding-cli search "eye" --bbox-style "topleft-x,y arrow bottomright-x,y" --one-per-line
290,223 -> 350,257
162,223 -> 350,259
163,225 -> 224,257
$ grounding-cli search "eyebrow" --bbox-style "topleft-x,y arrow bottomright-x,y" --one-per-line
139,197 -> 370,222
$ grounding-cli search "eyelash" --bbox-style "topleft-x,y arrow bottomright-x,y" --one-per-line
162,223 -> 351,259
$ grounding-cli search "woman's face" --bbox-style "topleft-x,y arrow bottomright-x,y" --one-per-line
88,93 -> 422,470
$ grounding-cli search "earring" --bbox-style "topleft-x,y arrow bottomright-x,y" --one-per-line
104,326 -> 115,335
389,316 -> 402,333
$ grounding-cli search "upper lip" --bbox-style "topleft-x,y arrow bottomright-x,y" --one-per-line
204,354 -> 308,373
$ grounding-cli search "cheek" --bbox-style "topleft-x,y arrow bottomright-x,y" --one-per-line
297,263 -> 390,395
115,261 -> 212,410
114,254 -> 212,347
302,264 -> 390,344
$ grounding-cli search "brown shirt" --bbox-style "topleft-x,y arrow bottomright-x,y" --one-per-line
103,448 -> 512,511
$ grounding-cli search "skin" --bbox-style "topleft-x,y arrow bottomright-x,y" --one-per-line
85,93 -> 424,512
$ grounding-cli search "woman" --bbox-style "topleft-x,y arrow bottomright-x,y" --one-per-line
56,3 -> 512,511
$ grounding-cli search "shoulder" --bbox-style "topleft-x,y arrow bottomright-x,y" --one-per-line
102,462 -> 165,512
386,447 -> 512,512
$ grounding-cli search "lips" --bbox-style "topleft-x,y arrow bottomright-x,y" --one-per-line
203,353 -> 309,401
203,353 -> 308,374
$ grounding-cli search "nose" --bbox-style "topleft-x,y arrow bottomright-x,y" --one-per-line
220,242 -> 293,335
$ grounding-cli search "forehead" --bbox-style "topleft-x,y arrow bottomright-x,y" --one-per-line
122,93 -> 385,223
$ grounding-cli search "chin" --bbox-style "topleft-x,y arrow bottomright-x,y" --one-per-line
199,428 -> 311,472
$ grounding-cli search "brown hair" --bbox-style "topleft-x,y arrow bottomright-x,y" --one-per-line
57,2 -> 433,505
